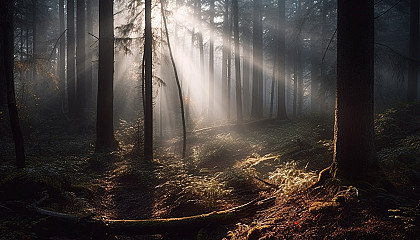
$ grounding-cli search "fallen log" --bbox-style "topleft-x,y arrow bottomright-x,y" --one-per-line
2,197 -> 276,236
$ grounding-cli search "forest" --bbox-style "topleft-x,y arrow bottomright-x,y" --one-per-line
0,0 -> 420,239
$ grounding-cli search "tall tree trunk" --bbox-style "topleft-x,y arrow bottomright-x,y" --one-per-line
310,35 -> 320,112
227,17 -> 232,119
269,47 -> 277,119
233,0 -> 242,123
330,0 -> 376,180
86,0 -> 93,107
319,0 -> 328,112
277,0 -> 287,120
293,50 -> 297,118
408,0 -> 419,102
242,30 -> 250,119
59,0 -> 65,109
1,0 -> 26,168
251,0 -> 262,119
67,0 -> 76,115
222,0 -> 229,120
76,0 -> 86,115
208,0 -> 215,122
144,0 -> 153,159
32,0 -> 37,82
197,0 -> 205,116
161,0 -> 187,158
297,47 -> 303,115
296,0 -> 303,116
96,0 -> 116,150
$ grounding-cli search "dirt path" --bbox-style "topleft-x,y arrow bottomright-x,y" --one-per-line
90,153 -> 157,221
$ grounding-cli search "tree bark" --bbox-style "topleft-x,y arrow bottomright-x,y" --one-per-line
1,0 -> 26,168
86,0 -> 94,107
331,0 -> 376,180
76,0 -> 86,115
277,0 -> 287,120
251,0 -> 263,119
59,0 -> 65,109
4,197 -> 275,236
408,0 -> 419,102
233,0 -> 242,123
96,0 -> 116,150
197,0 -> 206,116
222,0 -> 230,120
67,0 -> 76,115
209,0 -> 215,122
160,0 -> 187,159
144,0 -> 153,159
243,29 -> 250,119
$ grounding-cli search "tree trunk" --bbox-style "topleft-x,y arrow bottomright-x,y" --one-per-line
76,0 -> 86,115
296,0 -> 303,116
96,0 -> 116,150
32,0 -> 37,83
310,35 -> 320,113
4,197 -> 275,237
144,0 -> 153,159
277,0 -> 287,120
160,0 -> 187,159
293,49 -> 297,118
208,0 -> 215,122
331,0 -> 376,180
227,12 -> 232,119
408,0 -> 419,102
67,0 -> 76,115
197,0 -> 205,116
269,47 -> 277,119
86,0 -> 93,107
222,0 -> 229,120
251,0 -> 263,119
233,0 -> 242,123
1,0 -> 26,168
59,0 -> 65,109
243,29 -> 250,119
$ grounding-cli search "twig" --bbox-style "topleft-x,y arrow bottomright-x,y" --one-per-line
88,32 -> 99,40
48,29 -> 67,61
375,0 -> 404,19
321,28 -> 337,64
254,176 -> 280,190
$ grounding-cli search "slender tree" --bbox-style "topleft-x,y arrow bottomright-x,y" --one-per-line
96,0 -> 116,150
242,28 -> 251,119
59,0 -> 65,106
197,0 -> 205,115
76,0 -> 86,114
408,0 -> 419,102
233,0 -> 242,123
251,0 -> 263,118
325,0 -> 376,180
67,0 -> 76,115
1,0 -> 26,168
144,0 -> 153,159
208,0 -> 215,121
86,0 -> 94,106
222,0 -> 229,120
277,0 -> 287,120
161,0 -> 186,158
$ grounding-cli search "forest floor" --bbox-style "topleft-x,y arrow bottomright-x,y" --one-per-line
0,103 -> 420,239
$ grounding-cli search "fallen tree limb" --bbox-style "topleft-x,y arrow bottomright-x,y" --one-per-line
2,197 -> 276,236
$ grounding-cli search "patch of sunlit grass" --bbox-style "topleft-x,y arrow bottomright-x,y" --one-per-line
268,161 -> 317,196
